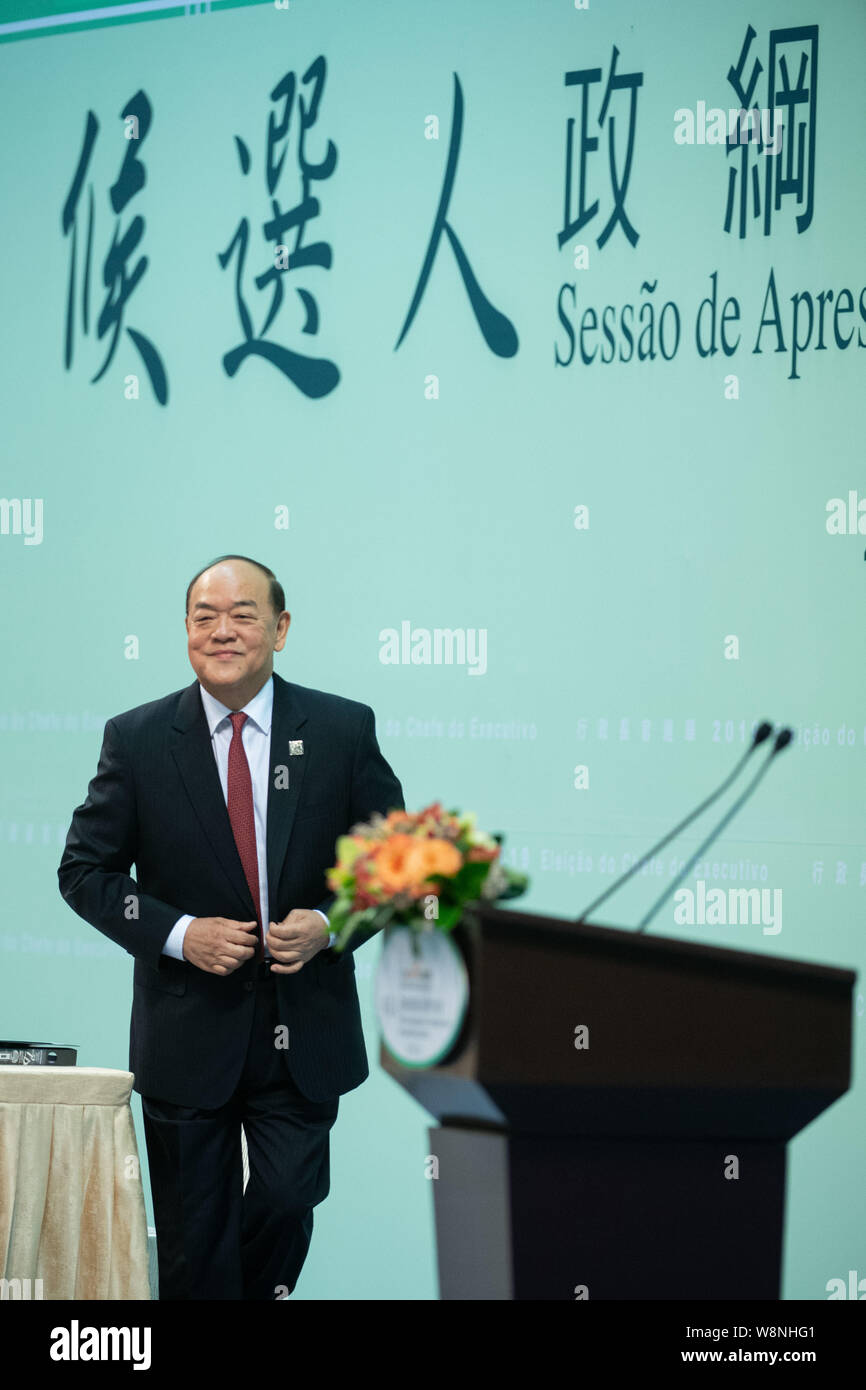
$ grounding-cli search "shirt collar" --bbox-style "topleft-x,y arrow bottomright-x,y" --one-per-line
198,673 -> 274,738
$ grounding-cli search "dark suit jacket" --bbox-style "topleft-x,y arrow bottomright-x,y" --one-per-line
57,672 -> 404,1108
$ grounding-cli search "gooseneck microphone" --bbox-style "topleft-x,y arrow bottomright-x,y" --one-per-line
634,728 -> 793,934
576,720 -> 775,926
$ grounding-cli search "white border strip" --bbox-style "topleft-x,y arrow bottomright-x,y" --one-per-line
0,0 -> 219,37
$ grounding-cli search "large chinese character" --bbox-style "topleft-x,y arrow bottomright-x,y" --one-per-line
395,74 -> 518,357
219,56 -> 339,398
724,24 -> 818,237
723,25 -> 765,239
558,45 -> 643,251
767,26 -> 818,234
61,91 -> 168,405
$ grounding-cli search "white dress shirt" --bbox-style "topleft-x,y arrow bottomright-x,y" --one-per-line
162,675 -> 333,961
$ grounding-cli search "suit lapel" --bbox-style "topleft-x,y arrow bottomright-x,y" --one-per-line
266,672 -> 309,907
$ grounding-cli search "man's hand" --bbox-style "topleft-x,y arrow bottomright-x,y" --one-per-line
183,917 -> 259,975
266,908 -> 330,974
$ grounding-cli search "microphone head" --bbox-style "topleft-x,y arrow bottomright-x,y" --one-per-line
774,727 -> 794,752
753,721 -> 774,745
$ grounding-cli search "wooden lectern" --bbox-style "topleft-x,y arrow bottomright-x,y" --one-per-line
379,902 -> 855,1300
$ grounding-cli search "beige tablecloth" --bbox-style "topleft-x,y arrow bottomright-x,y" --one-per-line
0,1066 -> 150,1299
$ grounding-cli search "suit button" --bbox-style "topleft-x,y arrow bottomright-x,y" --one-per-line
244,981 -> 254,992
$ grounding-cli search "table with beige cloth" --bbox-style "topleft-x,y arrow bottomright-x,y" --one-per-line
0,1066 -> 150,1299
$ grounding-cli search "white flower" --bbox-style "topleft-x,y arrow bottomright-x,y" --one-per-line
480,861 -> 509,900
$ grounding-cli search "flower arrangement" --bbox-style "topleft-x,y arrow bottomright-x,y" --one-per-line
325,802 -> 528,952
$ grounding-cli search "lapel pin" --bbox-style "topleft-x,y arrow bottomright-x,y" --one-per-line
289,740 -> 304,756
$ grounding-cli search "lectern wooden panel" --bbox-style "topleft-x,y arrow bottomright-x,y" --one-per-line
379,904 -> 855,1300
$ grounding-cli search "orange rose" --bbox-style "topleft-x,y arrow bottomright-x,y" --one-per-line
373,834 -> 463,893
407,837 -> 462,882
373,834 -> 422,892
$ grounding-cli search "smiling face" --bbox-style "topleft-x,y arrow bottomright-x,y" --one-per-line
185,559 -> 290,709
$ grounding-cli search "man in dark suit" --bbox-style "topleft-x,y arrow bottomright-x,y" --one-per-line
58,554 -> 404,1300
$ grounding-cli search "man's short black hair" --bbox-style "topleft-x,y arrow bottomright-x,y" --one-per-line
185,555 -> 286,618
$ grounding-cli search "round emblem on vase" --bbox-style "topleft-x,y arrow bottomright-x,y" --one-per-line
374,924 -> 469,1068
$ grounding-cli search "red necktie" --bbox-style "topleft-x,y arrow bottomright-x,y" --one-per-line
227,711 -> 264,962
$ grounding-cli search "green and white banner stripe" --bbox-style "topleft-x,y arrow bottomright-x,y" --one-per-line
0,0 -> 269,44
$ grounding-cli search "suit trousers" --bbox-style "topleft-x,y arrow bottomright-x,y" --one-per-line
141,969 -> 340,1300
